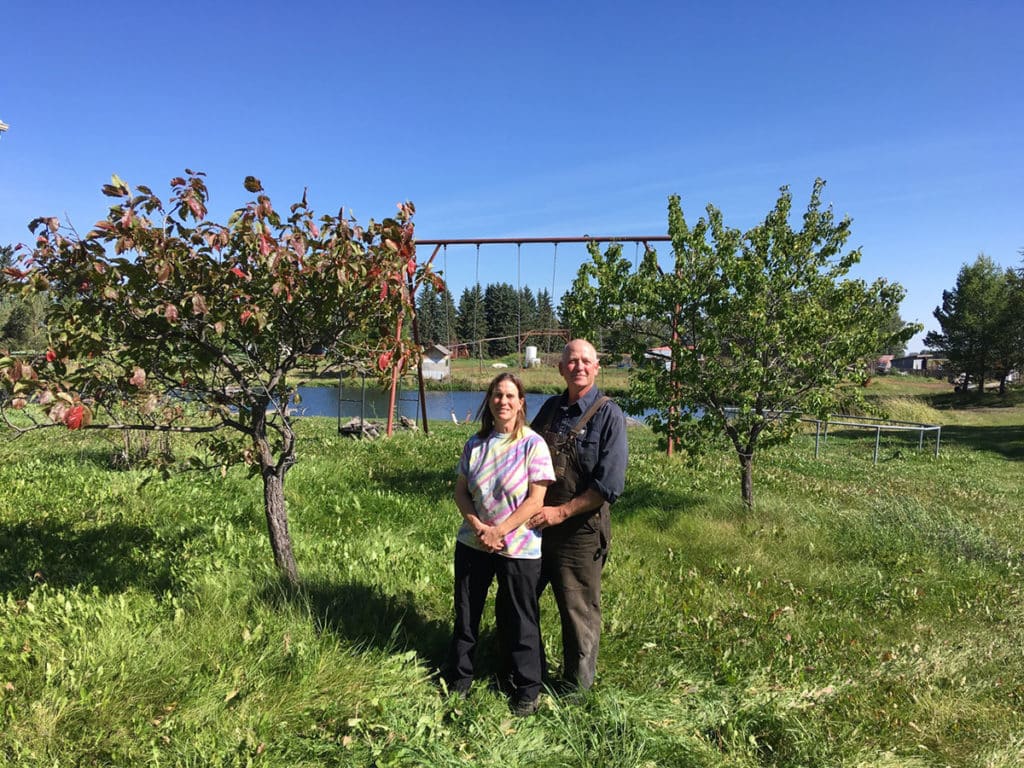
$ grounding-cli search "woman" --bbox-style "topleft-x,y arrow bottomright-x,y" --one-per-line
442,372 -> 554,716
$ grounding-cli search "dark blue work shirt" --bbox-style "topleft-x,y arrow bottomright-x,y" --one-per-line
531,386 -> 627,505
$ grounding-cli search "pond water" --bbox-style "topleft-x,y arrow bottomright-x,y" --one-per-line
293,385 -> 556,424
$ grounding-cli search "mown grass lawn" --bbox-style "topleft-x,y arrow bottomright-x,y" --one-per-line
1,383 -> 1022,767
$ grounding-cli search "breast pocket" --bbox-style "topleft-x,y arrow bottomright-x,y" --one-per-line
574,433 -> 600,477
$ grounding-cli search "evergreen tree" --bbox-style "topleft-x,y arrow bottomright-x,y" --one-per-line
518,286 -> 539,341
439,288 -> 458,348
925,254 -> 1012,393
484,282 -> 519,357
456,284 -> 485,358
415,282 -> 442,345
989,264 -> 1023,393
536,288 -> 559,352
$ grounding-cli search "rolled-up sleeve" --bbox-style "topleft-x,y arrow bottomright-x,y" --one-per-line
587,403 -> 627,504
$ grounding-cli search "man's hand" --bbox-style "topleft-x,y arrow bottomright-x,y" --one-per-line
528,505 -> 566,530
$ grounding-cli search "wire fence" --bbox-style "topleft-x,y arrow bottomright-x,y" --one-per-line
724,409 -> 942,464
805,414 -> 941,464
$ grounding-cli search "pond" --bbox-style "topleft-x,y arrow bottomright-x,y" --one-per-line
293,385 -> 556,424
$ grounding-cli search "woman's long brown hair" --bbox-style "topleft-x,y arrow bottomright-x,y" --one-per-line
476,372 -> 527,439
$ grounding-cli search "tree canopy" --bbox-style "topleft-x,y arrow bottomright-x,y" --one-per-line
562,180 -> 916,508
0,244 -> 47,350
925,254 -> 1024,394
1,172 -> 435,583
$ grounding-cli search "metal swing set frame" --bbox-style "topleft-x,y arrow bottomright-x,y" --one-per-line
370,235 -> 671,437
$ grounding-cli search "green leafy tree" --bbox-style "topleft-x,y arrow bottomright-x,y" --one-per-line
0,172 -> 433,584
564,180 -> 916,508
924,254 -> 1012,393
0,245 -> 48,350
879,307 -> 911,358
560,252 -> 641,358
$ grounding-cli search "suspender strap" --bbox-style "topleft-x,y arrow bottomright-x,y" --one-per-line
570,395 -> 611,437
536,394 -> 611,436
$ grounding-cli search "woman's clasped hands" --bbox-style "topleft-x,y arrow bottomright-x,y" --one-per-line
476,523 -> 506,553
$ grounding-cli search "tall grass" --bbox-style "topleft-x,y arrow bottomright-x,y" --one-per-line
1,388 -> 1022,766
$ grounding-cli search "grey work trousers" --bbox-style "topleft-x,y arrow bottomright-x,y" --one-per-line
538,509 -> 609,690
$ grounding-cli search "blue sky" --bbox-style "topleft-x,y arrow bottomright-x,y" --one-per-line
2,1 -> 1021,351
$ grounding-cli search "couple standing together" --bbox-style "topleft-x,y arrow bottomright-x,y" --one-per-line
442,339 -> 628,716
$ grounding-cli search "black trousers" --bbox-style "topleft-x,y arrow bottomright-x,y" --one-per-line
444,542 -> 543,700
538,509 -> 609,690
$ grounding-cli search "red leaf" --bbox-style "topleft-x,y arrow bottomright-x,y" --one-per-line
129,367 -> 146,387
65,405 -> 84,430
186,195 -> 205,219
164,304 -> 179,322
406,258 -> 416,277
230,266 -> 248,280
45,349 -> 57,363
377,351 -> 393,371
240,309 -> 253,325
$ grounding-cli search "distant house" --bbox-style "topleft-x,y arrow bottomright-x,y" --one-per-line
421,344 -> 451,381
645,346 -> 672,370
891,353 -> 946,375
876,355 -> 894,373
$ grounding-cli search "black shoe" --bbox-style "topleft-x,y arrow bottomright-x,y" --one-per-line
437,675 -> 471,699
511,695 -> 540,717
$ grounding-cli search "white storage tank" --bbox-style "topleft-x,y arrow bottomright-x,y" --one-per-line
524,345 -> 539,368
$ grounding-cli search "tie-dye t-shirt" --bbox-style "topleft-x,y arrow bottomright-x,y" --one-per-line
456,427 -> 555,559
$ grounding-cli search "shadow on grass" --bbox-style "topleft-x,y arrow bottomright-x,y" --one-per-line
365,465 -> 457,504
941,424 -> 1024,461
265,579 -> 453,671
615,483 -> 705,526
0,519 -> 184,596
926,387 -> 1024,410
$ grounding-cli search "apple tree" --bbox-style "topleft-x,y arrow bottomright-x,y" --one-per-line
0,171 -> 436,583
562,180 -> 917,508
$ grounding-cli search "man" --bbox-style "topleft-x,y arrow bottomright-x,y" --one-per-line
528,339 -> 627,691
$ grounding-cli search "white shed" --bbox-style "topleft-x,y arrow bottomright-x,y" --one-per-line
421,344 -> 451,381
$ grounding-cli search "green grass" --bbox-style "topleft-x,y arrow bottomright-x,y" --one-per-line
1,386 -> 1023,766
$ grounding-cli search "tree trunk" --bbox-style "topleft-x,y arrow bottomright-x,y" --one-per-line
262,468 -> 299,585
739,452 -> 754,509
